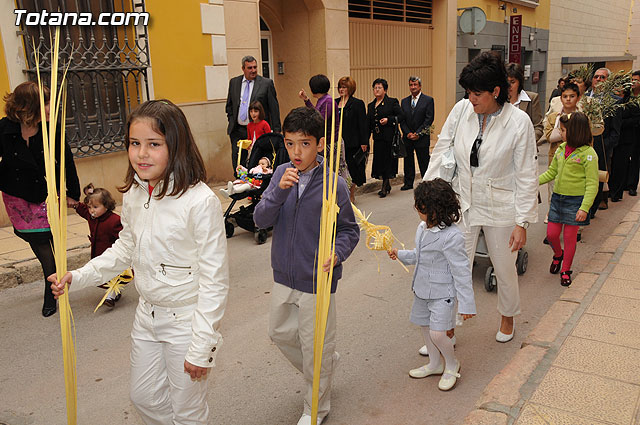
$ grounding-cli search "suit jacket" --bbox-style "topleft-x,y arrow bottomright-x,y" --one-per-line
335,96 -> 369,149
397,222 -> 476,314
516,91 -> 544,141
400,93 -> 434,145
225,75 -> 281,134
367,95 -> 403,142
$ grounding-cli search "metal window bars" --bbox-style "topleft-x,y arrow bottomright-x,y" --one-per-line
18,0 -> 150,158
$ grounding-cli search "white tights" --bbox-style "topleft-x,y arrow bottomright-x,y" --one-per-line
421,326 -> 457,371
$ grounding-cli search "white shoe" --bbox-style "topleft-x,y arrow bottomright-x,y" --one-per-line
219,188 -> 230,198
419,335 -> 456,356
496,329 -> 514,343
438,361 -> 461,391
409,362 -> 444,378
227,181 -> 235,195
297,413 -> 324,425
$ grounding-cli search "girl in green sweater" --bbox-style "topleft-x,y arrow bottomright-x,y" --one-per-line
539,112 -> 599,286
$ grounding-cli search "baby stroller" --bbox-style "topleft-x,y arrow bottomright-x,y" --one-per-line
223,132 -> 289,244
477,230 -> 528,292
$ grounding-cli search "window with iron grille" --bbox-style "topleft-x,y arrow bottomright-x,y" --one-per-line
348,0 -> 433,24
17,0 -> 150,158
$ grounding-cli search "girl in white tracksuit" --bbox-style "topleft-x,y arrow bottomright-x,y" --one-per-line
50,100 -> 229,425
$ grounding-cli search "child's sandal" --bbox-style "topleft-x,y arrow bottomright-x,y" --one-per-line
550,251 -> 564,274
561,271 -> 572,287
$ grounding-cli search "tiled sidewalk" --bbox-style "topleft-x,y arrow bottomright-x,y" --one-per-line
465,201 -> 640,425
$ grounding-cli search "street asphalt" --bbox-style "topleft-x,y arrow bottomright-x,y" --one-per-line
0,154 -> 633,425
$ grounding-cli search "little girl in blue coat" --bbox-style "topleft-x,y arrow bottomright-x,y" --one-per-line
388,178 -> 476,391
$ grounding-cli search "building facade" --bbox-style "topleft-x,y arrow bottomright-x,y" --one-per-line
0,0 -> 459,226
455,0 -> 550,108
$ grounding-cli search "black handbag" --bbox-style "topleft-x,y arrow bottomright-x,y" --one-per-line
391,117 -> 406,159
352,148 -> 367,166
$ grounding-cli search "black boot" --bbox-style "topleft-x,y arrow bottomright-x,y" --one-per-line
42,282 -> 57,317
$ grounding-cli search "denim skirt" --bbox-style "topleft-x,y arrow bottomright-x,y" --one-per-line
548,193 -> 590,226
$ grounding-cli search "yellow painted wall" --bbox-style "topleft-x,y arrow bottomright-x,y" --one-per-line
457,0 -> 550,30
146,1 -> 212,103
0,31 -> 12,112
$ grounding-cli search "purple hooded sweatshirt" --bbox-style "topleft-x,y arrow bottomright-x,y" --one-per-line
254,156 -> 360,293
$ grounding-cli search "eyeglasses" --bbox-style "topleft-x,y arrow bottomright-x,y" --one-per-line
594,74 -> 607,80
470,137 -> 483,167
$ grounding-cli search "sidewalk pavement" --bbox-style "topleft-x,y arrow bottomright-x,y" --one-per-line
0,165 -> 408,290
464,199 -> 640,425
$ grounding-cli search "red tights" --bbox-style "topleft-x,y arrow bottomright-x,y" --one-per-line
547,222 -> 579,273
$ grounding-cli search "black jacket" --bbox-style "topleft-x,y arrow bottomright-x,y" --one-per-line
335,96 -> 369,149
618,95 -> 640,146
367,95 -> 403,141
0,117 -> 80,204
400,93 -> 434,145
225,75 -> 281,134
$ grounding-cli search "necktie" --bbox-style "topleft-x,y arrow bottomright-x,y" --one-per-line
411,97 -> 417,109
239,80 -> 251,122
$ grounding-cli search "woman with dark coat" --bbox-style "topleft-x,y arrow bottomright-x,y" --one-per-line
0,81 -> 80,317
367,78 -> 403,198
336,76 -> 368,202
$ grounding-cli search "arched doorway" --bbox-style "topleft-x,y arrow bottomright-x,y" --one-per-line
260,17 -> 274,79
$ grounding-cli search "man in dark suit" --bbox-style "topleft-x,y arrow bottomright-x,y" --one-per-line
399,76 -> 434,190
225,55 -> 281,171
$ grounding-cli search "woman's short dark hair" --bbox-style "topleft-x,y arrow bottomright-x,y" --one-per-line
414,179 -> 461,228
458,52 -> 509,106
83,183 -> 116,211
249,100 -> 265,120
283,106 -> 324,143
372,78 -> 388,91
561,82 -> 581,96
506,63 -> 525,94
4,81 -> 51,127
309,74 -> 330,95
338,76 -> 356,96
559,112 -> 592,148
119,99 -> 207,199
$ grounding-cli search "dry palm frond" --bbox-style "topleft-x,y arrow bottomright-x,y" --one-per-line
94,269 -> 133,312
310,75 -> 343,425
35,26 -> 77,424
351,204 -> 408,273
236,139 -> 253,168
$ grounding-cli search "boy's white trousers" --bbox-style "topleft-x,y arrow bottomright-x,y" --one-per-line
268,283 -> 338,420
130,298 -> 209,425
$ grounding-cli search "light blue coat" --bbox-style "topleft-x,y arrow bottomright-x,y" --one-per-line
397,222 -> 476,315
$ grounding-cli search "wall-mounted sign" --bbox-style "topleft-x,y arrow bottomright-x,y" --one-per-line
459,7 -> 487,35
509,15 -> 522,64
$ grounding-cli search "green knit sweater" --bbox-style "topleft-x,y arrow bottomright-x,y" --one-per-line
539,142 -> 599,212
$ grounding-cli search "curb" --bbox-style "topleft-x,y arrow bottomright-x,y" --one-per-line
463,198 -> 640,424
0,173 -> 418,289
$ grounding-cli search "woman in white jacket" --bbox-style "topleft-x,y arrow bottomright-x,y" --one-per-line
50,100 -> 229,425
423,52 -> 538,343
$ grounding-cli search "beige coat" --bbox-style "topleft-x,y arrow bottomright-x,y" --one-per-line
517,90 -> 544,141
424,99 -> 538,227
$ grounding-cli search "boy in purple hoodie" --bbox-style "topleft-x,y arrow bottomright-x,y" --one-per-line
254,106 -> 360,425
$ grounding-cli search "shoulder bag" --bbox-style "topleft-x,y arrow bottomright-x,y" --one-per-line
440,101 -> 469,183
391,117 -> 406,159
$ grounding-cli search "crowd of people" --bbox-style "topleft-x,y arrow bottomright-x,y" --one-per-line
1,51 -> 639,425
